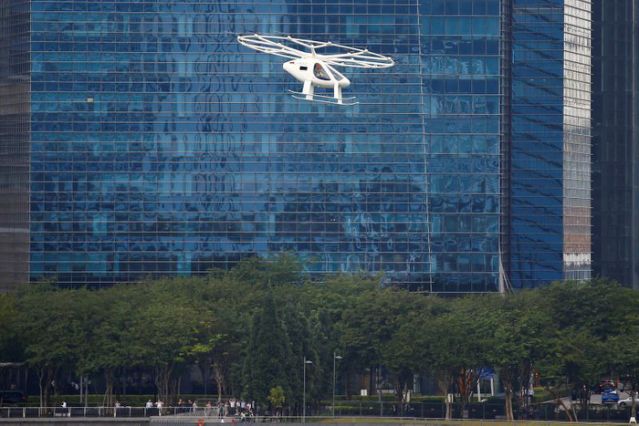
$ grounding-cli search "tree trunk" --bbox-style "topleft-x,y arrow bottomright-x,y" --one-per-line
170,376 -> 181,405
154,364 -> 173,405
43,367 -> 53,410
548,386 -> 575,422
51,367 -> 59,398
518,363 -> 532,415
37,367 -> 45,412
631,389 -> 637,419
456,367 -> 474,419
503,377 -> 514,421
394,377 -> 405,417
213,362 -> 224,403
103,369 -> 114,410
436,374 -> 453,420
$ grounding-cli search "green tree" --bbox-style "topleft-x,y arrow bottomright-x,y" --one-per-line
199,271 -> 264,399
537,280 -> 635,420
304,274 -> 377,398
338,286 -> 392,395
125,279 -> 206,404
242,291 -> 294,410
416,296 -> 492,419
79,285 -> 149,407
480,291 -> 551,420
340,286 -> 438,414
611,328 -> 639,419
268,386 -> 286,416
279,297 -> 321,412
16,283 -> 81,408
0,292 -> 22,362
602,284 -> 639,419
229,254 -> 303,288
381,294 -> 443,415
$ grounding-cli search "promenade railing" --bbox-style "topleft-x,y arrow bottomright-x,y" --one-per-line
0,406 -> 221,419
0,402 -> 636,422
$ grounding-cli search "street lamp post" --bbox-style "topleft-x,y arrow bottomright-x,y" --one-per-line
332,352 -> 342,417
303,357 -> 313,423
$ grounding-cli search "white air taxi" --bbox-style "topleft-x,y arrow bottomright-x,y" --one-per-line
237,34 -> 394,105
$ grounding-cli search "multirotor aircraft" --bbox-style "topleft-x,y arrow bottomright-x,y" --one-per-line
237,34 -> 394,106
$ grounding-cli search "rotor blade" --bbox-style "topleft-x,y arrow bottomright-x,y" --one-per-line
321,51 -> 386,61
251,34 -> 309,56
322,57 -> 395,68
237,34 -> 395,68
286,37 -> 334,50
239,38 -> 307,58
243,45 -> 303,60
318,51 -> 394,68
238,35 -> 309,59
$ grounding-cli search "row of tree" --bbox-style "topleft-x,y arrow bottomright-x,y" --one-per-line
1,256 -> 639,421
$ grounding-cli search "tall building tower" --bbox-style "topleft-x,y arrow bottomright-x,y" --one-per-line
0,0 -> 591,291
592,0 -> 639,289
508,0 -> 592,287
0,1 -> 30,291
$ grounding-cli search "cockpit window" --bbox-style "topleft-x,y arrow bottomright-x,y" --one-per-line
328,65 -> 345,80
313,63 -> 331,80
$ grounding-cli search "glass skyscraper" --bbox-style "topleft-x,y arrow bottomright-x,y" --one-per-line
509,0 -> 591,287
0,0 -> 591,291
592,0 -> 639,289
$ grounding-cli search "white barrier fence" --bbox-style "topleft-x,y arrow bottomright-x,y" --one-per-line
0,406 -> 229,419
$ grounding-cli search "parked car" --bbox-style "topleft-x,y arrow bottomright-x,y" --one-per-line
593,380 -> 618,394
0,390 -> 27,406
602,390 -> 620,404
618,395 -> 639,408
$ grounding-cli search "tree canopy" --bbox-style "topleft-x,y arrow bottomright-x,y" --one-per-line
1,261 -> 638,421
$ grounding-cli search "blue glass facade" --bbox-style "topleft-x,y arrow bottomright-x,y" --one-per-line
419,1 -> 502,291
0,0 -> 591,290
509,0 -> 591,288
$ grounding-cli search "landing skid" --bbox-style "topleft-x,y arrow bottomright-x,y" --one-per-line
288,90 -> 358,106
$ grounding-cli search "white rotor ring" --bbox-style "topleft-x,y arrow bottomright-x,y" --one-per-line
237,34 -> 394,69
